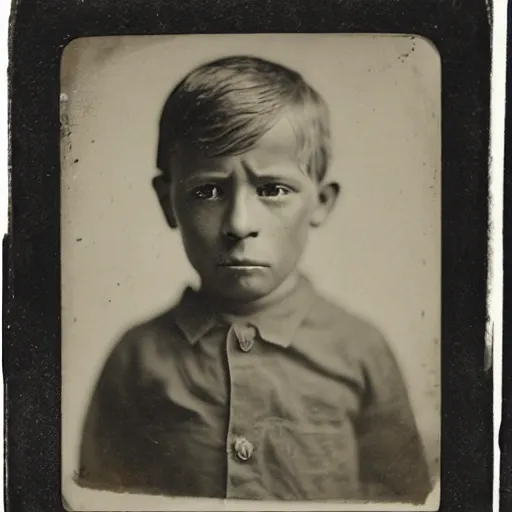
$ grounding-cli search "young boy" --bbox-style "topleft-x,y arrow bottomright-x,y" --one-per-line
77,55 -> 432,502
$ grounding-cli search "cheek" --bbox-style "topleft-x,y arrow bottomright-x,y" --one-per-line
175,200 -> 223,247
267,198 -> 313,251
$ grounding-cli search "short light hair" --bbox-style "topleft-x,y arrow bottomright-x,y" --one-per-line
157,55 -> 331,182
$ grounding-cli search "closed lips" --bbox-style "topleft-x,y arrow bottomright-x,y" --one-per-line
218,260 -> 269,267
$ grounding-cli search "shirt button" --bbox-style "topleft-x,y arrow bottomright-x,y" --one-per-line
233,436 -> 254,461
234,324 -> 255,352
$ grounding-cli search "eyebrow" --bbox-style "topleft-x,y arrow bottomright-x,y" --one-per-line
180,172 -> 232,185
242,160 -> 308,181
250,173 -> 305,185
179,158 -> 308,186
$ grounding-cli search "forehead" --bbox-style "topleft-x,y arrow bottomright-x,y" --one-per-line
253,115 -> 301,158
172,116 -> 309,178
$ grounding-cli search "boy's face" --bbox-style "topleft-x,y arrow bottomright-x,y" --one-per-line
159,117 -> 338,305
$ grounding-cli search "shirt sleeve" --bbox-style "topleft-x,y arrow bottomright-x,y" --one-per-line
355,334 -> 433,504
76,333 -> 146,492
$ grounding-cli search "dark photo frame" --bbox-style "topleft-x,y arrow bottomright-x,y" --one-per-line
5,0 -> 492,511
500,5 -> 511,511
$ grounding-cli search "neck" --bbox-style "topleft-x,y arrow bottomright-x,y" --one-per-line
201,272 -> 301,316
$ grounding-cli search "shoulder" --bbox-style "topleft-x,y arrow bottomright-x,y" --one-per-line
100,300 -> 186,378
306,290 -> 389,354
302,289 -> 401,373
301,290 -> 404,390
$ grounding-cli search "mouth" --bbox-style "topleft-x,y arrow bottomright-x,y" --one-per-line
217,259 -> 270,269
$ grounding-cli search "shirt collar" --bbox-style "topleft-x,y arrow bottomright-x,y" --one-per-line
173,275 -> 316,348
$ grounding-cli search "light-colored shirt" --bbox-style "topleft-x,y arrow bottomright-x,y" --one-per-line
77,275 -> 431,502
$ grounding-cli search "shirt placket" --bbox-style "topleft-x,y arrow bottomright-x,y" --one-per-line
225,322 -> 261,498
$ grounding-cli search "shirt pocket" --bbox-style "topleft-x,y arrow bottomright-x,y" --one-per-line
259,420 -> 360,500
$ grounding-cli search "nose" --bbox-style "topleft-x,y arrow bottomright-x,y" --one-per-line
222,188 -> 259,240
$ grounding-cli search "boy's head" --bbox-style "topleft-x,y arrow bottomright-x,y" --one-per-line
154,55 -> 339,306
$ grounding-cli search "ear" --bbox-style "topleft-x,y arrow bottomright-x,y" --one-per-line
152,175 -> 178,229
310,182 -> 340,227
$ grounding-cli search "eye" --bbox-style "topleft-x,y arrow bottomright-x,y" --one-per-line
257,184 -> 291,198
192,184 -> 223,200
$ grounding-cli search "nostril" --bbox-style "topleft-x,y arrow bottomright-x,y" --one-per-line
224,228 -> 258,240
224,230 -> 258,241
225,231 -> 240,241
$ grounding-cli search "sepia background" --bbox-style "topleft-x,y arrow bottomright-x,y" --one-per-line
61,34 -> 441,511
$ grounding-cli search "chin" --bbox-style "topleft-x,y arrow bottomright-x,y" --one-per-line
209,272 -> 278,304
222,282 -> 273,304
225,287 -> 271,304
